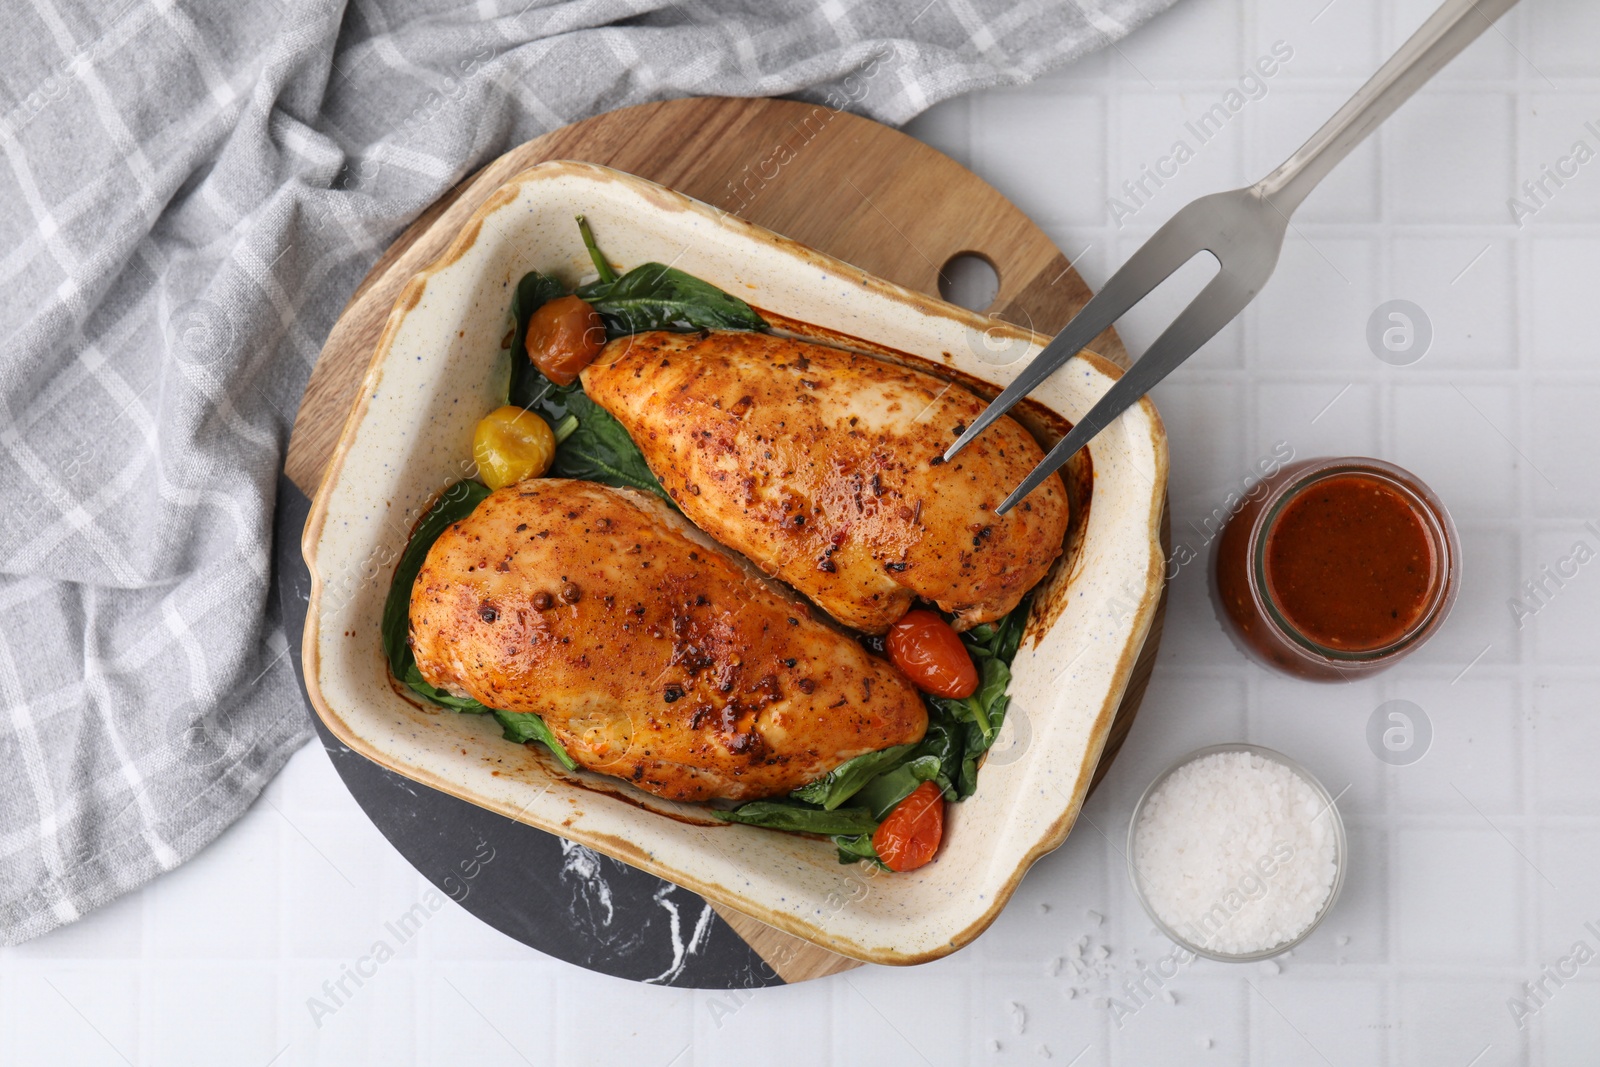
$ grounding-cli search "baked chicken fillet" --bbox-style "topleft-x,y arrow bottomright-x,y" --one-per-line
408,480 -> 927,802
582,330 -> 1071,633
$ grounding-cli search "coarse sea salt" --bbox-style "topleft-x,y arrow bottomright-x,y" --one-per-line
1132,750 -> 1339,956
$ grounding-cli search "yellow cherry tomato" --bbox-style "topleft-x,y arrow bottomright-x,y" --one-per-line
473,406 -> 557,490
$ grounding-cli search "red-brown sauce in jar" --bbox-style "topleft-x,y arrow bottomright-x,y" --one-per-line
1264,474 -> 1436,651
1213,458 -> 1459,681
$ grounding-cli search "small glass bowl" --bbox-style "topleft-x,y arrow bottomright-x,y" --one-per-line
1126,743 -> 1347,963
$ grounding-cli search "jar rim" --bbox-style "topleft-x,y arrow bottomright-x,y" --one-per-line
1247,458 -> 1459,664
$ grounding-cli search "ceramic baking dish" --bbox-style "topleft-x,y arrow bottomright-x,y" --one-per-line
301,161 -> 1167,965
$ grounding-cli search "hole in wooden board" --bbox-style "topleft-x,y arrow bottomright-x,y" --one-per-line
937,252 -> 1000,312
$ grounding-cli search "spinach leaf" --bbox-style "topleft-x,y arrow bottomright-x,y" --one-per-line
575,216 -> 766,336
913,711 -> 965,803
995,607 -> 1028,663
933,656 -> 1013,800
963,622 -> 999,657
714,801 -> 878,836
958,750 -> 980,801
493,710 -> 579,771
833,832 -> 889,869
790,743 -> 918,810
578,263 -> 768,335
381,479 -> 492,680
896,598 -> 1029,807
403,661 -> 490,713
577,215 -> 618,284
854,754 -> 947,820
943,657 -> 1013,745
547,391 -> 671,501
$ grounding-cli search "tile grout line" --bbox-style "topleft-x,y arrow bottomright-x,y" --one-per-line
1510,37 -> 1544,1065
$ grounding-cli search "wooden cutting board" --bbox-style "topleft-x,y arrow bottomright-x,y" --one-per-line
285,96 -> 1167,984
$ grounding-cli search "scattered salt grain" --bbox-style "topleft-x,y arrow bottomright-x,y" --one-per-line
1010,1002 -> 1027,1035
1087,909 -> 1105,926
1198,1036 -> 1213,1050
1336,934 -> 1350,946
1094,944 -> 1110,961
1259,959 -> 1280,976
1162,989 -> 1178,1006
1132,750 -> 1339,956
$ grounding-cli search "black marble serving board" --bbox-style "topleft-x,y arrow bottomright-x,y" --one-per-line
273,473 -> 783,989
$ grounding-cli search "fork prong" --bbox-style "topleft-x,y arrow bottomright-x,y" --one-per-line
944,211 -> 1207,463
943,289 -> 1127,463
995,271 -> 1256,515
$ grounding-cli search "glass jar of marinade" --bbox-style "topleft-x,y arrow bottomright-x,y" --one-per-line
1212,457 -> 1459,681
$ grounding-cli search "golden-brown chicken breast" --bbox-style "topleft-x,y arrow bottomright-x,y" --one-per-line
408,480 -> 927,802
582,330 -> 1070,633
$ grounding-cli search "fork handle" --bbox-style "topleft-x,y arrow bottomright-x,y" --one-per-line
1256,0 -> 1521,214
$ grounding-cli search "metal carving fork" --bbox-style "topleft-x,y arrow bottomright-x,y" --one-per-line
948,0 -> 1521,514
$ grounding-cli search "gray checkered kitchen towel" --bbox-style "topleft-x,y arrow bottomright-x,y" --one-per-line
0,0 -> 1175,943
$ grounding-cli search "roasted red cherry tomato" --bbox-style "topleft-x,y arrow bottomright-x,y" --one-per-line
873,781 -> 945,872
886,609 -> 978,698
525,295 -> 605,385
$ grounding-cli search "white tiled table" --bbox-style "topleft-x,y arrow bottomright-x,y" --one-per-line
5,0 -> 1597,1062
